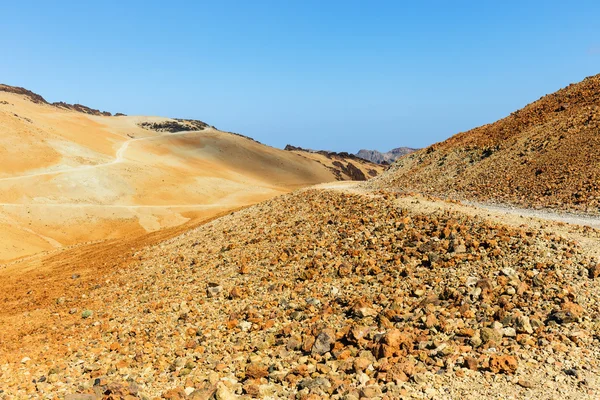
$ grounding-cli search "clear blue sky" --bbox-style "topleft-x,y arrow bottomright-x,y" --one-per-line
1,1 -> 598,152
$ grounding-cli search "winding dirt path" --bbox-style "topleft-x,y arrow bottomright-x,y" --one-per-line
0,130 -> 195,183
318,181 -> 600,260
464,201 -> 600,229
320,181 -> 600,229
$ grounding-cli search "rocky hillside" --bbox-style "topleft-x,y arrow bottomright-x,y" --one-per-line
372,74 -> 600,214
138,119 -> 210,132
2,187 -> 599,399
0,83 -> 118,116
356,147 -> 418,164
284,145 -> 385,181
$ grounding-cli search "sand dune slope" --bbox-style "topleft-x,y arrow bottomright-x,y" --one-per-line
0,86 -> 339,261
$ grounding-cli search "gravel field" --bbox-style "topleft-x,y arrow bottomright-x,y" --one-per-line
2,187 -> 599,399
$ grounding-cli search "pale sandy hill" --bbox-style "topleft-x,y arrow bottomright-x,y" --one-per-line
0,86 -> 346,262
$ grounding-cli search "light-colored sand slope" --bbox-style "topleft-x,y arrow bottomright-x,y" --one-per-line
0,88 -> 339,261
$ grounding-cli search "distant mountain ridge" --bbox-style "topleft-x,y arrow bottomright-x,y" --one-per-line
284,144 -> 385,181
356,147 -> 419,164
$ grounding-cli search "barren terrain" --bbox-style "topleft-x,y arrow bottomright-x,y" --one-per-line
1,183 -> 599,399
0,86 -> 357,262
284,146 -> 385,181
371,74 -> 600,214
2,78 -> 600,400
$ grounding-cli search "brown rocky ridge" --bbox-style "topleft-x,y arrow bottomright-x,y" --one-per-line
2,186 -> 599,399
138,119 -> 211,132
285,145 -> 385,181
356,147 -> 419,165
370,74 -> 600,214
0,84 -> 118,116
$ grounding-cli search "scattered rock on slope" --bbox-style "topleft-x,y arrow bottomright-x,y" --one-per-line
138,118 -> 209,132
5,189 -> 599,398
370,73 -> 600,214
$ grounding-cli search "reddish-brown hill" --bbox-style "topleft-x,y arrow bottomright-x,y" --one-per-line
373,74 -> 600,213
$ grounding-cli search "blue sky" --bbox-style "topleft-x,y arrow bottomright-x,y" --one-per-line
1,1 -> 598,152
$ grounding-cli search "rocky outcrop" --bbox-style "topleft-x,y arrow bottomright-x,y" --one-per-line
285,144 -> 384,181
332,160 -> 367,181
224,130 -> 262,144
0,84 -> 49,104
53,102 -> 112,116
285,144 -> 372,163
356,147 -> 419,164
284,144 -> 306,152
138,119 -> 209,132
0,83 -> 121,116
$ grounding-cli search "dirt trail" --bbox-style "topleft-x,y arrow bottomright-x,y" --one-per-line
324,181 -> 600,259
465,201 -> 600,229
8,181 -> 594,283
326,181 -> 600,230
0,130 -> 194,183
